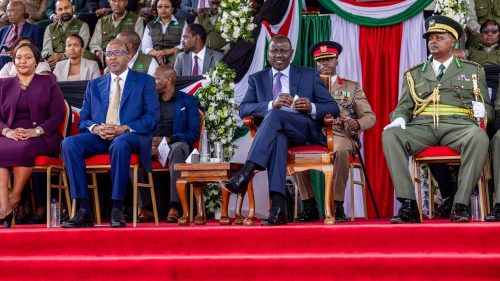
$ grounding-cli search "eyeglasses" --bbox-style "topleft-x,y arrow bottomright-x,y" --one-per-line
268,48 -> 291,55
105,49 -> 127,57
157,5 -> 173,9
482,28 -> 499,34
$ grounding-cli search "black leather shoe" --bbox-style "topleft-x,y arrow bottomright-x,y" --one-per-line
62,209 -> 94,228
450,203 -> 470,223
261,207 -> 287,226
2,212 -> 13,228
334,201 -> 349,222
110,208 -> 127,228
219,173 -> 250,196
14,214 -> 27,224
26,215 -> 43,224
437,197 -> 453,218
485,204 -> 500,222
296,205 -> 319,222
390,199 -> 420,224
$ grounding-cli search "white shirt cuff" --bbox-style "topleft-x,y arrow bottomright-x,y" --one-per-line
309,103 -> 317,119
267,101 -> 273,111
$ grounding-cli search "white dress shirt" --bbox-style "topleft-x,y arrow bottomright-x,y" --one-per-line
191,46 -> 206,75
431,56 -> 454,78
141,15 -> 187,55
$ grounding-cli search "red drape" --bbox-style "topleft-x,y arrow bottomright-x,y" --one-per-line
359,23 -> 403,217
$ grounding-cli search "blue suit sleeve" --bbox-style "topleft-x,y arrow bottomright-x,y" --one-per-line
239,74 -> 271,118
173,95 -> 200,144
127,75 -> 160,134
78,80 -> 97,132
311,70 -> 339,118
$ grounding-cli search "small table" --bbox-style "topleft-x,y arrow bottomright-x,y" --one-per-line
174,162 -> 255,226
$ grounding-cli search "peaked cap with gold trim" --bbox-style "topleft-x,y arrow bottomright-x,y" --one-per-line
309,41 -> 343,61
423,15 -> 463,40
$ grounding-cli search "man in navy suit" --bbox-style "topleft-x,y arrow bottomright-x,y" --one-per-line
0,1 -> 43,69
142,64 -> 200,223
221,35 -> 339,225
62,39 -> 159,228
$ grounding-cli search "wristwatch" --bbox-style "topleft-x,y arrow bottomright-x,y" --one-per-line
35,127 -> 42,136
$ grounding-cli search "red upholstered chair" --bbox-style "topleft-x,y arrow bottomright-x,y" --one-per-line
28,100 -> 72,227
243,115 -> 336,225
410,146 -> 489,221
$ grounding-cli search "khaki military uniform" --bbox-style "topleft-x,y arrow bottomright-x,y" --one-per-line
296,76 -> 376,202
196,13 -> 228,53
382,57 -> 493,206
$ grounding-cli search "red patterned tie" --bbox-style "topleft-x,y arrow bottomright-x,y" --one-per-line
192,55 -> 199,76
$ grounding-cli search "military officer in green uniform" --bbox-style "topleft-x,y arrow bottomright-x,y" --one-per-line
382,15 -> 493,223
89,0 -> 144,65
195,0 -> 229,53
466,0 -> 500,48
116,31 -> 159,76
42,0 -> 91,68
467,20 -> 500,65
294,41 -> 376,223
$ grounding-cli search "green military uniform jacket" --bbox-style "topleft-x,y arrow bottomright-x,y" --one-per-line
100,12 -> 140,50
467,44 -> 500,65
196,13 -> 227,52
46,19 -> 87,54
391,57 -> 494,126
474,0 -> 500,26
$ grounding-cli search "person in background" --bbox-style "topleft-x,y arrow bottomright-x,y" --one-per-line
42,0 -> 91,69
174,23 -> 222,76
0,42 -> 66,228
117,31 -> 159,76
53,34 -> 101,81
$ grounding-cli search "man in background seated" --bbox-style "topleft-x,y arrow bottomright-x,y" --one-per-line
294,41 -> 376,223
0,1 -> 42,69
195,0 -> 229,54
174,23 -> 222,76
117,31 -> 159,76
62,39 -> 159,228
220,35 -> 339,226
141,65 -> 200,223
467,20 -> 500,66
42,0 -> 91,69
89,0 -> 144,66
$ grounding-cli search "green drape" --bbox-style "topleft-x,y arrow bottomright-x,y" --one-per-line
318,0 -> 433,27
294,15 -> 331,68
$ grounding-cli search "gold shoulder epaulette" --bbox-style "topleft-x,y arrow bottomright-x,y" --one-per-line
405,63 -> 424,74
458,59 -> 481,68
342,78 -> 359,84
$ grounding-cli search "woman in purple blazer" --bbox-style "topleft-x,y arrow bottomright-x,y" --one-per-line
0,42 -> 65,227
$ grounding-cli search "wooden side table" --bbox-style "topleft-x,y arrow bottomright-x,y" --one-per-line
174,162 -> 255,226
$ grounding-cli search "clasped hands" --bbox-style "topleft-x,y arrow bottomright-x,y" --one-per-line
273,93 -> 312,113
4,128 -> 40,141
92,124 -> 129,140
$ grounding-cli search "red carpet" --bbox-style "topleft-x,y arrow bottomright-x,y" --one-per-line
2,219 -> 500,280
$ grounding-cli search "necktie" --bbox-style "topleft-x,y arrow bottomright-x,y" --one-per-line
106,77 -> 121,124
436,64 -> 445,81
199,0 -> 206,8
272,72 -> 283,99
192,55 -> 199,76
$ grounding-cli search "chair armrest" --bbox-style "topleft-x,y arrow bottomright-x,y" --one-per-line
324,114 -> 334,152
243,116 -> 258,139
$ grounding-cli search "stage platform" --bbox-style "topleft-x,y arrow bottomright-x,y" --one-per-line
2,219 -> 500,280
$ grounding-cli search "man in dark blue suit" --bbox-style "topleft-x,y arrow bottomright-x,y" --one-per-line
62,39 -> 159,228
0,1 -> 43,69
221,35 -> 339,225
143,65 -> 200,223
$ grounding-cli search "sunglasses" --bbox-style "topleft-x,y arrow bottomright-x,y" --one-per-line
105,49 -> 127,57
482,28 -> 499,34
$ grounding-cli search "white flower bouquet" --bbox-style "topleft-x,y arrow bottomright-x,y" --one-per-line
215,0 -> 256,43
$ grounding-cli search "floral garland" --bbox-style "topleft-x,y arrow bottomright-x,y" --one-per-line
434,0 -> 469,25
215,0 -> 256,43
197,62 -> 238,161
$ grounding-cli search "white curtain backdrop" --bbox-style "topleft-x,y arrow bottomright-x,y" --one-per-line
332,0 -> 418,19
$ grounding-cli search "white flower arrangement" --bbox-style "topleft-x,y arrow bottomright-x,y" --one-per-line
197,62 -> 238,161
434,0 -> 469,25
216,0 -> 256,43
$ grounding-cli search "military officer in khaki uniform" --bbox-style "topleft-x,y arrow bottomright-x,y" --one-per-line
383,15 -> 493,224
294,41 -> 376,223
195,0 -> 229,53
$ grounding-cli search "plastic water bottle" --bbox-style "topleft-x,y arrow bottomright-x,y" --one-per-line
50,198 -> 61,228
200,128 -> 210,163
471,192 -> 480,222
